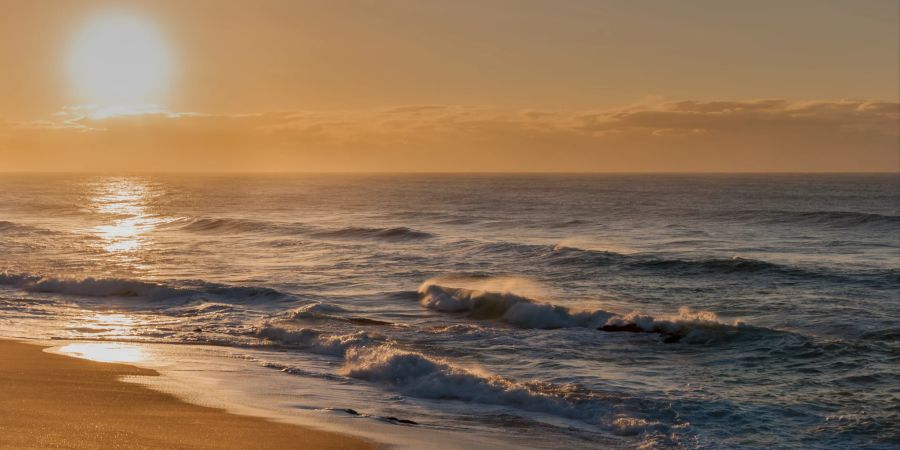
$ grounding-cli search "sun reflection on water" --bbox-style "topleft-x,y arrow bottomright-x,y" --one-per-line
65,312 -> 150,338
89,177 -> 166,255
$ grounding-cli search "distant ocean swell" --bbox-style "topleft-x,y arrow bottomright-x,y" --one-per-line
722,209 -> 900,229
310,226 -> 433,241
162,217 -> 433,241
5,209 -> 898,239
5,215 -> 896,284
465,242 -> 900,285
104,208 -> 900,236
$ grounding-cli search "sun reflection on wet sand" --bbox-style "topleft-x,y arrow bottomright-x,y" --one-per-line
57,342 -> 146,363
58,312 -> 149,362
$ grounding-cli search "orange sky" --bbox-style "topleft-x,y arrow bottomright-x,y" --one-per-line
1,0 -> 898,172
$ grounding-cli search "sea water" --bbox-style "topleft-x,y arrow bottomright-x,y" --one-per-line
1,174 -> 897,448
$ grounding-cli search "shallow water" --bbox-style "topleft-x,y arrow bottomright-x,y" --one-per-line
1,174 -> 898,448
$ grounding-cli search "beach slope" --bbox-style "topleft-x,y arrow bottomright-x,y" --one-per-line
0,339 -> 372,449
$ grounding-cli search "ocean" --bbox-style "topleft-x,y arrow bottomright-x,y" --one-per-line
1,173 -> 898,448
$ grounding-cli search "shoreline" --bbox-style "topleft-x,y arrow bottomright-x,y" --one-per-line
0,339 -> 374,449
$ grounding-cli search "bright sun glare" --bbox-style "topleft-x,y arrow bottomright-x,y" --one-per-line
67,12 -> 172,106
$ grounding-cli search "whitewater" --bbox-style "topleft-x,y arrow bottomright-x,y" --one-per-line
1,174 -> 897,448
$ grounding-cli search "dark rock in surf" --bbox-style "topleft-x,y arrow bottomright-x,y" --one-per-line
662,334 -> 682,343
599,323 -> 683,343
600,323 -> 642,333
384,416 -> 418,425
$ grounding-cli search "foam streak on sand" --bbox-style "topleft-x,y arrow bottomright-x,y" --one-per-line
0,339 -> 372,449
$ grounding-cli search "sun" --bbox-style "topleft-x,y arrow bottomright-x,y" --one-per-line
67,12 -> 173,106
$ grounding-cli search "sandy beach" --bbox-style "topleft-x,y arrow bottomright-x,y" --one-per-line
0,339 -> 373,449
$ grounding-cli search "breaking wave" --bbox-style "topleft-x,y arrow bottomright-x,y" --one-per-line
599,308 -> 757,344
341,344 -> 681,437
418,280 -> 765,343
251,323 -> 377,356
419,281 -> 612,329
285,303 -> 393,326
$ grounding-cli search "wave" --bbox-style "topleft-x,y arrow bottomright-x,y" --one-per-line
166,302 -> 235,317
311,226 -> 433,242
471,240 -> 741,275
285,303 -> 393,326
630,255 -> 792,274
169,217 -> 434,244
549,244 -> 795,275
341,345 -> 678,437
254,331 -> 681,437
166,215 -> 437,243
0,272 -> 188,300
0,221 -> 53,235
288,302 -> 349,317
0,221 -> 23,232
461,239 -> 897,284
418,280 -> 762,344
419,281 -> 612,329
167,217 -> 302,235
0,271 -> 289,304
600,308 -> 756,344
550,219 -> 589,228
470,242 -> 899,285
728,210 -> 900,229
251,323 -> 377,356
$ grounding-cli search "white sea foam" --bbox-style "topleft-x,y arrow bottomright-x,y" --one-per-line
286,302 -> 349,320
419,279 -> 756,343
603,307 -> 751,344
252,322 -> 376,356
343,344 -> 568,407
340,344 -> 675,437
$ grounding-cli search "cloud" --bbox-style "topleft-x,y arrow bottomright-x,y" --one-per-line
2,99 -> 897,172
574,99 -> 899,136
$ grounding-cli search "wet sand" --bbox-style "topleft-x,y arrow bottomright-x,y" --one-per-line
0,339 -> 373,449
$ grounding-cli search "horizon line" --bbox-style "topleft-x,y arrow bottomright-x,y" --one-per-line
1,171 -> 897,176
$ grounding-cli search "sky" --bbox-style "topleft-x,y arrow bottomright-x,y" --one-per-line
1,0 -> 898,172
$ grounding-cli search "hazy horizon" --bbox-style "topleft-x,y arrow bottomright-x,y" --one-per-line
1,170 -> 899,175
